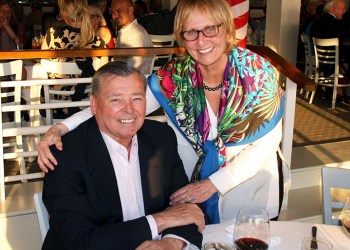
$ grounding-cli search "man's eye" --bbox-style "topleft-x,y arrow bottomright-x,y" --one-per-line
186,30 -> 198,36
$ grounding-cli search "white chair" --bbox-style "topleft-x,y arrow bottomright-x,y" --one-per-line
309,38 -> 350,109
150,34 -> 175,72
300,34 -> 316,100
34,191 -> 49,241
0,60 -> 26,176
40,59 -> 92,125
321,166 -> 350,225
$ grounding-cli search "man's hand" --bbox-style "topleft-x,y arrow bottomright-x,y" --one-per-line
136,237 -> 185,250
37,123 -> 69,172
170,179 -> 218,205
153,203 -> 205,234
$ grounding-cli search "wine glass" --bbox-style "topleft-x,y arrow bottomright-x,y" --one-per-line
340,193 -> 350,237
32,33 -> 42,49
233,207 -> 270,250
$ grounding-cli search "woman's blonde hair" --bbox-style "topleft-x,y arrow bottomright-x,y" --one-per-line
88,5 -> 107,27
174,0 -> 236,59
58,0 -> 95,48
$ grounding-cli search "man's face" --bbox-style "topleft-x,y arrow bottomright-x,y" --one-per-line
111,0 -> 133,28
91,72 -> 146,149
333,0 -> 346,19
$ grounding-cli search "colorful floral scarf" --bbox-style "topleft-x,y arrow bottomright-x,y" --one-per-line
149,47 -> 284,224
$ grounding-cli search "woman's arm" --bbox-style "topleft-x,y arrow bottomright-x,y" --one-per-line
170,120 -> 282,205
209,120 -> 283,194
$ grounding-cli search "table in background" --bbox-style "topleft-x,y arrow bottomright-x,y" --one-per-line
203,220 -> 349,250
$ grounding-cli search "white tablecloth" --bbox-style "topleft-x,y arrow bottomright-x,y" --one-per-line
203,220 -> 349,250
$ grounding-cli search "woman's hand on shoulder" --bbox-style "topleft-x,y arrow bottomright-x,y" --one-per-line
37,123 -> 69,172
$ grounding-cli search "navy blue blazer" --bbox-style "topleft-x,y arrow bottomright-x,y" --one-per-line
42,118 -> 202,249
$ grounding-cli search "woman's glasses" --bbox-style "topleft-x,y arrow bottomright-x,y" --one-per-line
181,24 -> 222,42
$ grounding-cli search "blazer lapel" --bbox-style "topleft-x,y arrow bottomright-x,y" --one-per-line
87,119 -> 123,219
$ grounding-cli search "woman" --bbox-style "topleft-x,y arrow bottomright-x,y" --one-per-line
88,5 -> 114,48
41,0 -> 106,59
41,0 -> 108,118
37,0 -> 288,224
0,0 -> 22,50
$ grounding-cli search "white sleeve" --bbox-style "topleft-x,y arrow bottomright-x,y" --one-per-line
209,120 -> 282,195
146,84 -> 161,115
61,107 -> 93,131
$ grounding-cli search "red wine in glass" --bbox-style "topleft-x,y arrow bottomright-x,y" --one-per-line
234,237 -> 269,250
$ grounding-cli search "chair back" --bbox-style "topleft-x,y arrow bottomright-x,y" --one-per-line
300,34 -> 315,79
40,59 -> 91,125
34,191 -> 49,241
0,60 -> 26,175
321,166 -> 350,225
150,34 -> 175,72
311,37 -> 350,109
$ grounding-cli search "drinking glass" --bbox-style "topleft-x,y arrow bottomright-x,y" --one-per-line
32,34 -> 42,49
340,193 -> 350,238
233,207 -> 270,250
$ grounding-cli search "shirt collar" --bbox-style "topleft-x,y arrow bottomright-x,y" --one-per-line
119,19 -> 138,35
100,130 -> 138,155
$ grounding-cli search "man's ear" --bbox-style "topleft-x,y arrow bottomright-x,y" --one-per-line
128,5 -> 135,16
90,95 -> 97,115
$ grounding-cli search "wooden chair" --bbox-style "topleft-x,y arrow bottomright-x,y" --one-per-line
150,34 -> 175,72
309,38 -> 350,109
40,59 -> 92,125
321,166 -> 350,225
0,60 -> 26,178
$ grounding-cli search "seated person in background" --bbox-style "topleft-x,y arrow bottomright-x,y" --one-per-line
134,0 -> 148,19
138,0 -> 175,35
41,0 -> 107,118
24,1 -> 43,48
111,0 -> 154,76
0,0 -> 22,49
88,5 -> 115,48
311,0 -> 348,100
88,0 -> 114,36
42,61 -> 204,250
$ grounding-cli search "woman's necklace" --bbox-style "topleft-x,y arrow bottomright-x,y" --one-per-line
203,81 -> 224,91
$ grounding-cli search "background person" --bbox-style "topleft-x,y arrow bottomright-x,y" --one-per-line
0,0 -> 23,49
42,61 -> 204,250
88,5 -> 114,48
37,0 -> 287,224
111,0 -> 154,75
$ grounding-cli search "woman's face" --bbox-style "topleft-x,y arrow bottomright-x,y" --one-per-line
0,4 -> 12,22
89,11 -> 100,31
182,9 -> 227,69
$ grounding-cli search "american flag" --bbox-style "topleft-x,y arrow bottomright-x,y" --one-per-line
227,0 -> 249,48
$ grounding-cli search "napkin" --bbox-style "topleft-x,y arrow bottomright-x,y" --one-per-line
224,224 -> 282,247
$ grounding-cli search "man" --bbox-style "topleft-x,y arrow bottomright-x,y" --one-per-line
42,61 -> 204,250
111,0 -> 154,75
310,0 -> 348,99
137,0 -> 175,35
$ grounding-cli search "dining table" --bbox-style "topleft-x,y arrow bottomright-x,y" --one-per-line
202,220 -> 350,250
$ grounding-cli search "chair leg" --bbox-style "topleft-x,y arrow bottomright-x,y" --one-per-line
331,87 -> 337,109
309,91 -> 316,104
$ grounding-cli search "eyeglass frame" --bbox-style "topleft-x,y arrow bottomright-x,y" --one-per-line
181,24 -> 223,42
